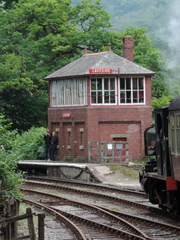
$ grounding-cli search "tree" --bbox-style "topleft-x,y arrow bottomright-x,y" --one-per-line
0,0 -> 169,131
0,0 -> 78,131
114,27 -> 170,100
152,96 -> 171,110
1,0 -> 18,9
0,89 -> 48,131
70,0 -> 112,52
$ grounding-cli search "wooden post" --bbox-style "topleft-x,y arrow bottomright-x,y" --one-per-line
38,213 -> 45,240
26,208 -> 36,240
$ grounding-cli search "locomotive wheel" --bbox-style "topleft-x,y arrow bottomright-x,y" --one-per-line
149,182 -> 159,204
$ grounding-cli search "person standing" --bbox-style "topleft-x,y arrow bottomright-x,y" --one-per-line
50,131 -> 58,161
44,128 -> 52,160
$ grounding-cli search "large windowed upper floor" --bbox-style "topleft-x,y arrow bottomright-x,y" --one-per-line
91,77 -> 145,105
50,77 -> 145,107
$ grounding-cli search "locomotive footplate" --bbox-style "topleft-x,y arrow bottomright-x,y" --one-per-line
140,171 -> 166,181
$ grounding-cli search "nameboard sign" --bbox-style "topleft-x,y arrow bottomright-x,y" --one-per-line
89,68 -> 113,74
62,112 -> 71,118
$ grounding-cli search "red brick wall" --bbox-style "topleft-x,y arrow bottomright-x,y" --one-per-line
48,76 -> 152,161
48,105 -> 152,161
86,106 -> 152,159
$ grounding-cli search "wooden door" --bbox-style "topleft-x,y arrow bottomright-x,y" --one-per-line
113,138 -> 127,162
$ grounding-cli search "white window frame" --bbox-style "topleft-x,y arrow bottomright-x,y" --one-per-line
119,77 -> 145,105
50,79 -> 87,107
91,77 -> 116,105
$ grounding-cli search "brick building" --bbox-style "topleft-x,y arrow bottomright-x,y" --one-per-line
45,36 -> 155,162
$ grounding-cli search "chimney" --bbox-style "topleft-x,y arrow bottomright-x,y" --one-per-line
123,36 -> 134,62
84,46 -> 88,55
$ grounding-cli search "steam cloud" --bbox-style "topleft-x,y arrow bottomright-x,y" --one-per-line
167,0 -> 180,68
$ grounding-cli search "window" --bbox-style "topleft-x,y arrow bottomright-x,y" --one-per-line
91,77 -> 116,104
176,115 -> 180,154
170,114 -> 175,153
50,79 -> 87,107
119,77 -> 144,104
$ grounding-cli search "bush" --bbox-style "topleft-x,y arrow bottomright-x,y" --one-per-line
0,116 -> 46,206
11,127 -> 46,160
0,115 -> 23,206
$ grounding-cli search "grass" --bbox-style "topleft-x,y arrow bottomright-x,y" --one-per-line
107,163 -> 142,179
18,202 -> 55,239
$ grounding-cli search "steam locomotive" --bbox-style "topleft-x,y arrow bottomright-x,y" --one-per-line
139,96 -> 180,214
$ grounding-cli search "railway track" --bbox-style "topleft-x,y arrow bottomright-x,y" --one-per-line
24,178 -> 180,220
27,176 -> 144,197
21,178 -> 180,239
24,194 -> 147,240
25,177 -> 149,206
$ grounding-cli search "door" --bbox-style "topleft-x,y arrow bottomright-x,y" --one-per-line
113,138 -> 127,162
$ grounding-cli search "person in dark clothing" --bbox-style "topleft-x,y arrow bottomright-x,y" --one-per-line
44,129 -> 52,160
50,131 -> 58,161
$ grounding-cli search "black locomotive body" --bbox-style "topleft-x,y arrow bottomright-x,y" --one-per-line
140,96 -> 180,214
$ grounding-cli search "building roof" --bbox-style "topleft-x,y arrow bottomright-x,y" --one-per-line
45,51 -> 155,80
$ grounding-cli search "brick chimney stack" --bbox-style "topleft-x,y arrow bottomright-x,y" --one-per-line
123,36 -> 134,62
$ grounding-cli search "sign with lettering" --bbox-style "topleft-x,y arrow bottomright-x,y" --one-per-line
62,112 -> 71,118
89,68 -> 113,73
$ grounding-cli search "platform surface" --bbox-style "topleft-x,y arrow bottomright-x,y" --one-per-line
18,160 -> 140,188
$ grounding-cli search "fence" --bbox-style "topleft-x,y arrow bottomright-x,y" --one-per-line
0,206 -> 45,240
88,141 -> 128,163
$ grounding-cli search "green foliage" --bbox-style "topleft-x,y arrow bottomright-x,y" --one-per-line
0,53 -> 34,92
0,0 -> 171,132
0,115 -> 46,206
0,89 -> 48,131
0,115 -> 23,206
10,127 -> 46,161
0,160 -> 23,205
152,75 -> 169,99
152,96 -> 171,110
70,0 -> 111,52
72,0 -> 170,47
113,27 -> 164,71
71,0 -> 175,101
0,0 -> 76,131
0,114 -> 17,149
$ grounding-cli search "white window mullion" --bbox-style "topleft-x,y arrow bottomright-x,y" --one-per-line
131,77 -> 133,103
102,78 -> 104,104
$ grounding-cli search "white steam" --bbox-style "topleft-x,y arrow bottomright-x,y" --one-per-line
166,1 -> 180,68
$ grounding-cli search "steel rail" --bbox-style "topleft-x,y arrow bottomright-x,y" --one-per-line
24,179 -> 180,221
99,206 -> 180,235
27,176 -> 144,197
24,198 -> 87,240
22,188 -> 148,240
24,180 -> 157,211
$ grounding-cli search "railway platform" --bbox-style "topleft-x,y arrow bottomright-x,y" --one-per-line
18,160 -> 114,184
18,160 -> 140,188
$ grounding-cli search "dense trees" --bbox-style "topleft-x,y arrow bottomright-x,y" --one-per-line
0,0 -> 78,131
0,0 -> 170,132
0,0 -> 173,204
